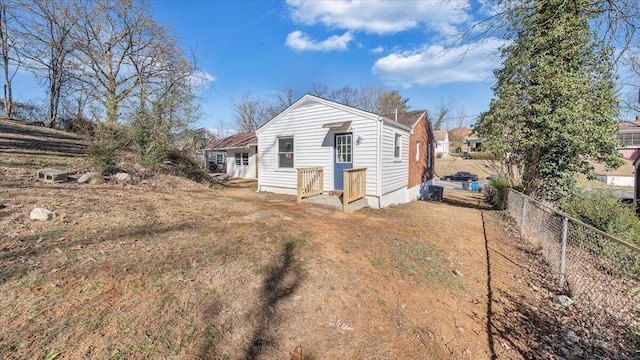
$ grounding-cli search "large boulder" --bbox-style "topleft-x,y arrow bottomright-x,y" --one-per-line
77,172 -> 105,185
30,207 -> 55,221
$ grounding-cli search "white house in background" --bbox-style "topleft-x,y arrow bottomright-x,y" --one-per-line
256,94 -> 426,209
434,130 -> 449,156
202,132 -> 257,179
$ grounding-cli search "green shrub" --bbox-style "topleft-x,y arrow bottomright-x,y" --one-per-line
561,189 -> 640,247
87,123 -> 127,174
131,109 -> 172,168
486,176 -> 523,209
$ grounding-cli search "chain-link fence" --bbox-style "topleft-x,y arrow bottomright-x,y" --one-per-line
504,188 -> 640,353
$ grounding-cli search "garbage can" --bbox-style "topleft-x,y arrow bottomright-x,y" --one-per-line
462,181 -> 469,190
471,180 -> 479,191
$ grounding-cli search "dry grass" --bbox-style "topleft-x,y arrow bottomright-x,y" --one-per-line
435,156 -> 496,180
4,120 -> 627,359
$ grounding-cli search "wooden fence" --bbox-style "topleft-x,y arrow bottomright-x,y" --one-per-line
343,168 -> 366,212
296,167 -> 324,202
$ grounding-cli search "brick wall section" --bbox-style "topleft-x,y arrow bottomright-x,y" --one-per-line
407,116 -> 435,188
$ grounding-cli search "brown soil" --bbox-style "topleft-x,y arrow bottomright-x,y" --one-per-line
0,120 -> 633,359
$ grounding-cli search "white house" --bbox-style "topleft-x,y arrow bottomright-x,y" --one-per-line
203,132 -> 257,179
256,94 -> 422,209
434,130 -> 449,156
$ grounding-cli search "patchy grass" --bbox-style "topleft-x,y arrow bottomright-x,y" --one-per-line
7,119 -> 632,359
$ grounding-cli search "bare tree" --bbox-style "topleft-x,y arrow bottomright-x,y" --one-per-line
233,94 -> 270,132
377,89 -> 409,115
0,0 -> 17,118
15,0 -> 80,127
309,82 -> 327,97
71,0 -> 150,125
267,87 -> 301,118
432,106 -> 449,131
358,84 -> 385,113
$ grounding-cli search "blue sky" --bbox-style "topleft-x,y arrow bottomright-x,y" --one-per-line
147,0 -> 503,132
9,1 -> 638,133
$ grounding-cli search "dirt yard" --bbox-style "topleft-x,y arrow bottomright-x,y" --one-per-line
0,120 -> 629,359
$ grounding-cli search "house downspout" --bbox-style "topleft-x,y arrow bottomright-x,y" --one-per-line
377,116 -> 383,209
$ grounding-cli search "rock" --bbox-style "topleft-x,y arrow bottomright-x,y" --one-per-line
30,207 -> 55,221
529,282 -> 540,291
77,172 -> 105,185
552,295 -> 574,307
566,330 -> 580,343
114,172 -> 132,183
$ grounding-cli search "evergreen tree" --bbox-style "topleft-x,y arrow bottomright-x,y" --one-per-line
475,0 -> 622,201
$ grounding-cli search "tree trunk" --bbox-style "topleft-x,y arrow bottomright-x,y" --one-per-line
0,2 -> 12,119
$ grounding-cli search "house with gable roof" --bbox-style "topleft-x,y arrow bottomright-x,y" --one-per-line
255,94 -> 435,209
203,132 -> 257,179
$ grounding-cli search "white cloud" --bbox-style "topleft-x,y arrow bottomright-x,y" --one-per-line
189,70 -> 216,87
285,30 -> 353,51
372,38 -> 505,87
286,0 -> 470,36
370,46 -> 384,54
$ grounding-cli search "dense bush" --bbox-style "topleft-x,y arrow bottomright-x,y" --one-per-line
561,189 -> 640,247
131,109 -> 172,168
87,123 -> 128,175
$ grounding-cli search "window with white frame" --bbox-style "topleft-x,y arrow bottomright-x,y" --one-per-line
394,134 -> 401,159
216,153 -> 224,164
278,137 -> 294,168
415,141 -> 420,162
234,153 -> 249,166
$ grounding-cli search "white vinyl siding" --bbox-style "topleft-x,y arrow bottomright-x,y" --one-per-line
227,148 -> 257,179
381,126 -> 409,195
258,100 -> 379,194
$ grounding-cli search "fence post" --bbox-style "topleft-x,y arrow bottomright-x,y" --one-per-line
343,170 -> 350,213
559,215 -> 568,287
520,196 -> 527,235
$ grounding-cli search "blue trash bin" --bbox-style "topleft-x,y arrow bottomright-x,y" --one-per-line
471,181 -> 479,191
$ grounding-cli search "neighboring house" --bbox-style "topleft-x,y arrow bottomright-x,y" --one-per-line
634,155 -> 640,214
256,94 -> 435,209
434,130 -> 449,156
616,117 -> 640,161
203,132 -> 257,179
464,136 -> 483,153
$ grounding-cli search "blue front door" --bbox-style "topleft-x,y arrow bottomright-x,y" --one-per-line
334,133 -> 353,190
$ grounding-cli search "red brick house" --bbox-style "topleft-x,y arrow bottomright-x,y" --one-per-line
395,110 -> 436,200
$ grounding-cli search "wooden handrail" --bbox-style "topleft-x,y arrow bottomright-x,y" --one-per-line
297,167 -> 324,202
343,167 -> 366,212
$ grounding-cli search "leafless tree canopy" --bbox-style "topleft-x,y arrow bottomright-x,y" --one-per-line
1,0 -> 202,129
232,84 -> 411,132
